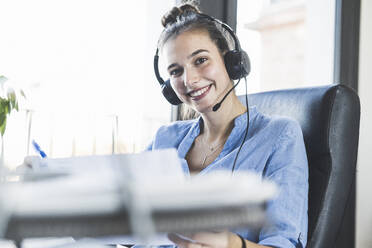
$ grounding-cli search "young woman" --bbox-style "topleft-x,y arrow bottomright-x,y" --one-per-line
147,3 -> 308,248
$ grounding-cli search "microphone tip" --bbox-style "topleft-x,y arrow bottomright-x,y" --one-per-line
212,103 -> 220,112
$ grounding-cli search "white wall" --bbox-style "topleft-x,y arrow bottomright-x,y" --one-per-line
356,0 -> 372,247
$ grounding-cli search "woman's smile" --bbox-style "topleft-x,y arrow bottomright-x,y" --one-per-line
187,84 -> 212,101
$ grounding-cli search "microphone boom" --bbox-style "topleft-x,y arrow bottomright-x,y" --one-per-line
212,79 -> 241,112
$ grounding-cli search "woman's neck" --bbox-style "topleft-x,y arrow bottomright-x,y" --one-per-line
200,93 -> 246,144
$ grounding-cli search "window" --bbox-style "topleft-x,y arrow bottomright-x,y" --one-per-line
236,0 -> 335,94
0,0 -> 174,168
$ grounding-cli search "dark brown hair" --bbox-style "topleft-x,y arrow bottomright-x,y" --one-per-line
158,3 -> 231,56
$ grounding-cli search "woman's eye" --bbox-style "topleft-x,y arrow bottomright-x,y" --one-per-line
170,68 -> 183,77
195,57 -> 207,65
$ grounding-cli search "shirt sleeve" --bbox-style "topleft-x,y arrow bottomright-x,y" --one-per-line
258,120 -> 308,248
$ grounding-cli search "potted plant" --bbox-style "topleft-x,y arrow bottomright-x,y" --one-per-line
0,75 -> 25,168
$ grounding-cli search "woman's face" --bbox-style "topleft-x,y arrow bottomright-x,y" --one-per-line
162,29 -> 232,113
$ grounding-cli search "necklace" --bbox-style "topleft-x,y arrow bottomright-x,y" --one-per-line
200,137 -> 225,167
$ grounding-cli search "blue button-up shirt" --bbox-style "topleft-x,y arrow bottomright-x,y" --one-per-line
146,106 -> 308,248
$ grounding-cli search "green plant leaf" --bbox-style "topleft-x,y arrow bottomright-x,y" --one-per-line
3,100 -> 9,115
10,96 -> 16,110
6,100 -> 10,114
0,116 -> 7,136
9,91 -> 16,104
0,113 -> 5,127
0,98 -> 7,109
0,75 -> 25,136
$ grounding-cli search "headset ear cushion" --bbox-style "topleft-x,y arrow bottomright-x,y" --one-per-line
161,79 -> 182,105
224,50 -> 250,80
240,50 -> 250,77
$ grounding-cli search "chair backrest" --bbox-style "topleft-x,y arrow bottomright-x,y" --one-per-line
240,84 -> 360,248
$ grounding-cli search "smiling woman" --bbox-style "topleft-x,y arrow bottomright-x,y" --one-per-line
147,2 -> 308,248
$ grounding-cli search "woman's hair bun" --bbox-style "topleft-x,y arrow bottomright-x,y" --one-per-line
161,3 -> 201,28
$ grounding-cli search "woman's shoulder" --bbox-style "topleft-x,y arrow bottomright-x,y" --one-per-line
251,107 -> 303,140
146,119 -> 198,151
150,118 -> 199,149
156,118 -> 198,135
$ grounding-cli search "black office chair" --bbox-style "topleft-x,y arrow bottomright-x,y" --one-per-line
240,84 -> 360,248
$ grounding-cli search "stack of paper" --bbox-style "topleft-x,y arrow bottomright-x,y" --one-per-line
0,149 -> 277,244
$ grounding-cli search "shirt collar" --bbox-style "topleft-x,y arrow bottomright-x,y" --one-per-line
233,106 -> 258,128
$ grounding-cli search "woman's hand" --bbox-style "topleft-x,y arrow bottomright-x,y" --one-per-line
167,231 -> 241,248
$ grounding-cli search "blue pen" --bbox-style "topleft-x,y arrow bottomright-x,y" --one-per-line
32,140 -> 47,158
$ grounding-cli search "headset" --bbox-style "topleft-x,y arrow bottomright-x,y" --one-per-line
153,13 -> 251,105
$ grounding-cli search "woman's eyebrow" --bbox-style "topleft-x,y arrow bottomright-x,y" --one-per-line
187,49 -> 209,59
167,49 -> 209,70
167,63 -> 178,71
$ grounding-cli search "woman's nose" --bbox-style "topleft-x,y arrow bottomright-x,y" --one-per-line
183,67 -> 199,87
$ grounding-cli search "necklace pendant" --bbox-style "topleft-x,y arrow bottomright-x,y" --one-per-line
202,156 -> 207,167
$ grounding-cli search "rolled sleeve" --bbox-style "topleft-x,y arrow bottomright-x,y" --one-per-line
259,234 -> 304,248
259,120 -> 308,248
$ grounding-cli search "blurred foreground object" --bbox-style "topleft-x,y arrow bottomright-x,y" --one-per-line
0,149 -> 276,247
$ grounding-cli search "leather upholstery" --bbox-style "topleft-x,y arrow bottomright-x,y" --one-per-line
239,84 -> 360,248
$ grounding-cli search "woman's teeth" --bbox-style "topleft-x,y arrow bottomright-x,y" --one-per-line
189,85 -> 209,97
